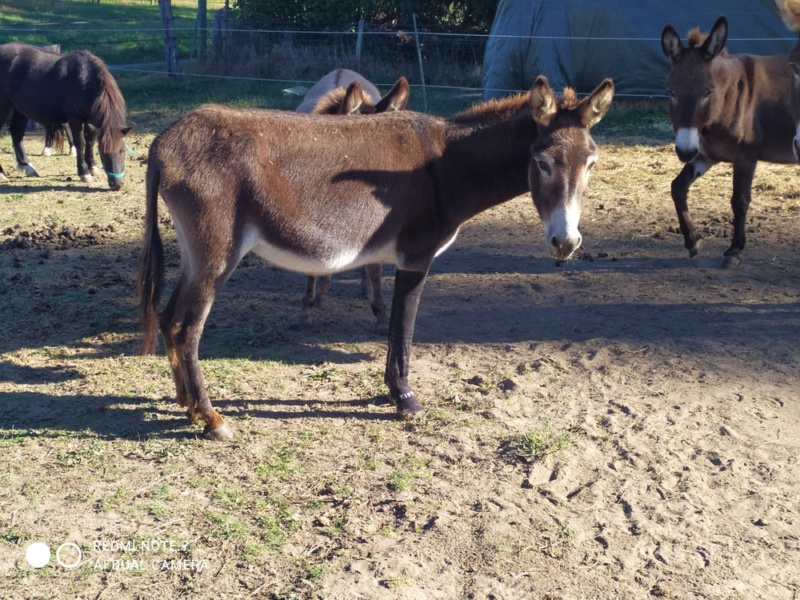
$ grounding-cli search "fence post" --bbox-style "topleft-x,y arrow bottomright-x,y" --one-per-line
355,19 -> 364,63
412,13 -> 428,112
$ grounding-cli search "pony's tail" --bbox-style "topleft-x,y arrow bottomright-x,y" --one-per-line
52,128 -> 64,154
776,0 -> 800,32
138,150 -> 164,355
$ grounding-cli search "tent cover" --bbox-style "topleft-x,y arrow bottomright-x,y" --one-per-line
482,0 -> 796,99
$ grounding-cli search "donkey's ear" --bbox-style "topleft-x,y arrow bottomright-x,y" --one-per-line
121,126 -> 132,136
340,81 -> 367,115
578,78 -> 614,127
529,75 -> 557,127
661,24 -> 684,62
375,76 -> 410,112
701,16 -> 728,61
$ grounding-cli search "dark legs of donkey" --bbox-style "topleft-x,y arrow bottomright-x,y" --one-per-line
301,267 -> 386,331
384,268 -> 427,419
363,263 -> 388,333
9,111 -> 39,177
670,156 -> 715,259
43,124 -> 76,156
300,275 -> 332,323
721,160 -> 756,268
159,271 -> 234,441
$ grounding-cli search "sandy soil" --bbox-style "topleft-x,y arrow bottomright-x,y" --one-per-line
0,132 -> 798,599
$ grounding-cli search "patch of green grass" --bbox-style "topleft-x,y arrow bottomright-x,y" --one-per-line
98,487 -> 131,512
515,423 -> 575,462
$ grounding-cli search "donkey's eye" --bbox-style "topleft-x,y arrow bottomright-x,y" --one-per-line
537,160 -> 551,176
701,90 -> 712,102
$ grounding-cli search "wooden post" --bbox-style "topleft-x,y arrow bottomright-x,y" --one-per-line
159,0 -> 181,77
355,19 -> 364,62
197,0 -> 207,60
412,13 -> 428,112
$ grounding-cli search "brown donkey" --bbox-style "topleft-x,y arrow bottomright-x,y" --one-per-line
298,73 -> 410,331
139,75 -> 614,440
661,17 -> 797,268
776,0 -> 800,157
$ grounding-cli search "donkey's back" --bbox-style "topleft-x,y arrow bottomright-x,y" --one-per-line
150,105 -> 444,275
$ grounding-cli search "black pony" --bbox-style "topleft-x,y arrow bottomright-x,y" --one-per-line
0,42 -> 130,190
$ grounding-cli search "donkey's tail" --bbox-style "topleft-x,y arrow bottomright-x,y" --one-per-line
138,150 -> 164,355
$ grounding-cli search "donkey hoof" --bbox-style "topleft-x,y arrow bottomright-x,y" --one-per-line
42,147 -> 53,157
688,239 -> 703,258
719,254 -> 740,269
81,173 -> 94,183
202,422 -> 234,441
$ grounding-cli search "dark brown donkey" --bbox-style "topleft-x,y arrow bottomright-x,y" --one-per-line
298,74 -> 410,331
661,17 -> 797,267
139,75 -> 614,440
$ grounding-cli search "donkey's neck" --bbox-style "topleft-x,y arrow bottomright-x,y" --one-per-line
441,105 -> 537,224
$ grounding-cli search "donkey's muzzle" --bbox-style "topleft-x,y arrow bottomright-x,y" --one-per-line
675,146 -> 698,163
107,174 -> 124,191
550,234 -> 582,261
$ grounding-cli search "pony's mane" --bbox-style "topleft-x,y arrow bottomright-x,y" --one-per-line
82,51 -> 127,153
312,87 -> 349,115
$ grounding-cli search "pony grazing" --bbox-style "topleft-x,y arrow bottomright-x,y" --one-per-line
298,71 -> 410,331
661,17 -> 797,267
138,75 -> 614,440
0,42 -> 130,190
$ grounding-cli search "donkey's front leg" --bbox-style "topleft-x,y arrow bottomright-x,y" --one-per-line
670,155 -> 715,257
721,159 -> 756,268
384,269 -> 427,419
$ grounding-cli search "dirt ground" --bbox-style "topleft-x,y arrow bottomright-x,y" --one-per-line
0,128 -> 798,599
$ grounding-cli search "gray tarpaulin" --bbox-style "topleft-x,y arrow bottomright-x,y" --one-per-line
482,0 -> 795,99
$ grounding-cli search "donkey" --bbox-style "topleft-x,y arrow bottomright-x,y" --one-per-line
661,17 -> 797,267
775,0 -> 800,158
138,75 -> 614,440
0,42 -> 129,190
298,73 -> 410,331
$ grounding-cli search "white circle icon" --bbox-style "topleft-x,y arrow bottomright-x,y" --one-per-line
56,542 -> 82,569
25,542 -> 51,568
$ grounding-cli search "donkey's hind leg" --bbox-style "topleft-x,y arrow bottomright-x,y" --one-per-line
362,263 -> 388,333
9,111 -> 38,177
161,270 -> 234,441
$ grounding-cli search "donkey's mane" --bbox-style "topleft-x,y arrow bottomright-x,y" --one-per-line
686,27 -> 729,56
81,51 -> 127,153
452,92 -> 530,127
313,87 -> 349,114
453,86 -> 580,128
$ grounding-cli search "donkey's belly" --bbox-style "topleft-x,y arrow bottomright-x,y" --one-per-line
243,224 -> 397,276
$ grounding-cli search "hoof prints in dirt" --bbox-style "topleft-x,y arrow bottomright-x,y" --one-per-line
1,222 -> 117,251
